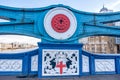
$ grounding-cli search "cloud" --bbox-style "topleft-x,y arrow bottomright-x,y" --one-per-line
108,0 -> 120,9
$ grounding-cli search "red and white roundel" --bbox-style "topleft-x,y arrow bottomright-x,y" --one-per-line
51,14 -> 70,33
44,7 -> 77,40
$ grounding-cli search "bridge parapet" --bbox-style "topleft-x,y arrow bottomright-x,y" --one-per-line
37,43 -> 120,78
0,4 -> 120,78
0,49 -> 38,76
0,43 -> 119,78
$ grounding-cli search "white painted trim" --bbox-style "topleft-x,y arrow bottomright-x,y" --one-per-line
82,55 -> 89,72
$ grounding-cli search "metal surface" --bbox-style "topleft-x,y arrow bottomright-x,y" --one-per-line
0,4 -> 120,78
0,4 -> 120,43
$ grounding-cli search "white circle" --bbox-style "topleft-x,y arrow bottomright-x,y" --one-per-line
44,7 -> 77,40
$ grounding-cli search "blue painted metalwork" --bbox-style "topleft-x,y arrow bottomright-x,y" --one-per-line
38,43 -> 120,78
0,4 -> 120,78
0,4 -> 120,43
38,43 -> 83,78
0,48 -> 38,76
0,43 -> 119,77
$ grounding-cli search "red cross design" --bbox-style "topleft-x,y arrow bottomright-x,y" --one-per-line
56,61 -> 66,74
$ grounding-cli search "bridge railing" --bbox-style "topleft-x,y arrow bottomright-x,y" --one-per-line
37,43 -> 120,78
0,43 -> 120,78
82,51 -> 120,75
0,49 -> 38,76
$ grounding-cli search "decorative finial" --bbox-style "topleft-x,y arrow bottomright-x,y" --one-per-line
103,4 -> 105,8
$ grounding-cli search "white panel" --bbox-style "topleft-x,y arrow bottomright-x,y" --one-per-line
95,59 -> 115,72
31,55 -> 38,71
42,49 -> 79,76
82,55 -> 89,72
0,59 -> 22,71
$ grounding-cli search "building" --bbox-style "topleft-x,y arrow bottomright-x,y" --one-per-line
82,36 -> 116,54
0,42 -> 37,51
82,6 -> 120,54
114,22 -> 120,53
99,5 -> 113,13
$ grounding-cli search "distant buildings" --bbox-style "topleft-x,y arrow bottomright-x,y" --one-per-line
0,42 -> 37,51
82,6 -> 120,54
82,36 -> 117,54
99,5 -> 113,13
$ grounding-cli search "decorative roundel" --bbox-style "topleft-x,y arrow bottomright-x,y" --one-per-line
51,14 -> 70,33
44,7 -> 77,40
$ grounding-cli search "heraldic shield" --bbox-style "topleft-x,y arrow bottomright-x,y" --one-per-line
38,43 -> 83,78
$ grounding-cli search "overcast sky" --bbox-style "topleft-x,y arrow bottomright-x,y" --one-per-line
0,0 -> 120,12
0,0 -> 120,44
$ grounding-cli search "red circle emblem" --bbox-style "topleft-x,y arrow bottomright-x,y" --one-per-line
51,14 -> 70,33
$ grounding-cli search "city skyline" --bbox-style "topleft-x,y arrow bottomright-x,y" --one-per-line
0,35 -> 41,45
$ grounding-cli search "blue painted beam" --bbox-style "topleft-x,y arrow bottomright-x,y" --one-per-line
0,4 -> 120,43
95,12 -> 120,23
83,23 -> 120,37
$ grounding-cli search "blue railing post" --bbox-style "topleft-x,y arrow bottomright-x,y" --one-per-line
115,56 -> 120,74
22,53 -> 29,76
90,55 -> 95,75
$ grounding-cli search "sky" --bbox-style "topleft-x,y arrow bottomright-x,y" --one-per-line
0,0 -> 120,44
0,0 -> 120,12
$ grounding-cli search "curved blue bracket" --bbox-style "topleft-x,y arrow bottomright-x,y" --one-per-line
0,4 -> 120,43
